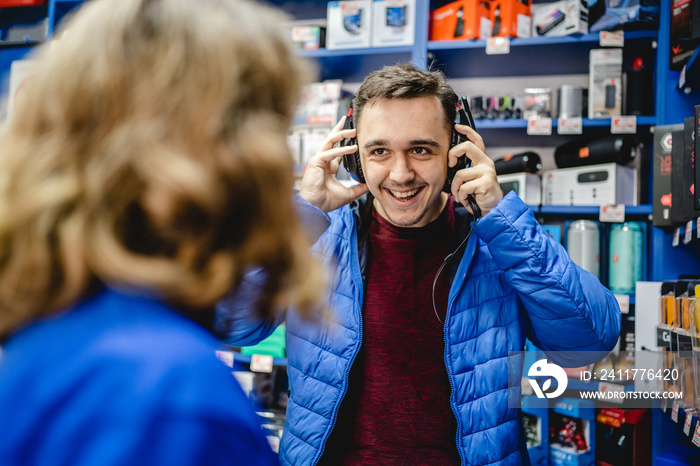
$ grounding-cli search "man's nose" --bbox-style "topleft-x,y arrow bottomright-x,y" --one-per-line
389,155 -> 415,185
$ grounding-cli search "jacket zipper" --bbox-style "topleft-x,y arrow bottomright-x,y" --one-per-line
311,226 -> 364,465
444,229 -> 478,466
444,290 -> 466,466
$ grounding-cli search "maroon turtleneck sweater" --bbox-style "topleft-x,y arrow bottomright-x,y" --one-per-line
320,197 -> 461,465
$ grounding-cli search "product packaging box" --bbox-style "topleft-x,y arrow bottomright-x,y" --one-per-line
429,0 -> 492,40
695,105 -> 700,211
541,163 -> 637,206
497,173 -> 541,205
490,0 -> 532,38
653,124 -> 683,226
588,48 -> 622,119
595,408 -> 651,466
671,128 -> 688,224
327,1 -> 372,50
6,59 -> 37,123
549,398 -> 595,466
670,0 -> 700,71
522,396 -> 549,465
589,0 -> 657,33
290,25 -> 326,50
0,0 -> 45,7
531,0 -> 588,37
371,0 -> 416,46
683,116 -> 699,220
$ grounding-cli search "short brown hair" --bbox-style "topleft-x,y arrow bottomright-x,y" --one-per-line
0,0 -> 324,337
353,63 -> 457,134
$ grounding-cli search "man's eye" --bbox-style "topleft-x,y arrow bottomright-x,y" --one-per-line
370,149 -> 387,157
413,147 -> 432,156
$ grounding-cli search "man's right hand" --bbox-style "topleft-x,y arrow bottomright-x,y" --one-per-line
299,116 -> 369,213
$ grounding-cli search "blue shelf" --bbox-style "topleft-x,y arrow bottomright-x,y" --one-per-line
296,45 -> 413,59
233,352 -> 288,368
428,30 -> 658,51
474,117 -> 656,130
536,204 -> 653,216
567,378 -> 636,392
659,404 -> 700,453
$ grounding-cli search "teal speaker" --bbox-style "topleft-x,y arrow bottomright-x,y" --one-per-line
608,222 -> 643,294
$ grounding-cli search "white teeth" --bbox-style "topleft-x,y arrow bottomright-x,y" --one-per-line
390,188 -> 419,199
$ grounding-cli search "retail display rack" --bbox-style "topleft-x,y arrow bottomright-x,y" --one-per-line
3,0 -> 700,463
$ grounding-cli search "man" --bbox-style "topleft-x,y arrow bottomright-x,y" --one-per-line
217,63 -> 621,465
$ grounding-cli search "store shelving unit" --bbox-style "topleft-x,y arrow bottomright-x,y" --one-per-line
2,0 -> 700,463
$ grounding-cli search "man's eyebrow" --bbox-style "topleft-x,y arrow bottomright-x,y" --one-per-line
363,139 -> 388,149
409,139 -> 441,148
363,138 -> 442,149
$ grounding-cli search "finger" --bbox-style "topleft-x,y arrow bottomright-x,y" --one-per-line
455,125 -> 486,153
320,119 -> 356,151
346,182 -> 369,202
454,179 -> 483,208
312,144 -> 358,165
449,166 -> 490,200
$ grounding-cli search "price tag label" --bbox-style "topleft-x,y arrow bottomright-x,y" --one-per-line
685,412 -> 693,435
600,204 -> 625,223
685,220 -> 693,244
614,294 -> 630,314
521,377 -> 534,396
599,382 -> 625,404
672,400 -> 680,423
673,227 -> 681,247
600,30 -> 624,47
250,354 -> 274,373
527,118 -> 552,135
486,37 -> 510,55
697,218 -> 700,239
693,421 -> 700,447
557,117 -> 583,135
215,350 -> 234,368
611,116 -> 637,134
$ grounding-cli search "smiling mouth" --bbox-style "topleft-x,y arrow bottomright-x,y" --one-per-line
387,187 -> 422,200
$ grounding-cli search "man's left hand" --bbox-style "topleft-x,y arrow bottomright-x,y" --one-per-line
448,124 -> 503,217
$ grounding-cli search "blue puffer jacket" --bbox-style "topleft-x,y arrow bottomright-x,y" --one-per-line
217,191 -> 621,466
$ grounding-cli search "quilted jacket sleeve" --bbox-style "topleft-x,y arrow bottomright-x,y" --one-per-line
214,194 -> 331,346
473,191 -> 621,367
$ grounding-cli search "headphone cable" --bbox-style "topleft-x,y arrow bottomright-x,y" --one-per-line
432,214 -> 478,326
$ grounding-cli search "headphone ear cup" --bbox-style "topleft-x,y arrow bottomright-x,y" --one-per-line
444,128 -> 468,193
341,136 -> 365,183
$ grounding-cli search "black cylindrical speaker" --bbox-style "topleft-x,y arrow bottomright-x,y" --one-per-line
554,135 -> 637,169
494,151 -> 542,175
625,58 -> 653,116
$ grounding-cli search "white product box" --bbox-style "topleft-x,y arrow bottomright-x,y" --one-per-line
531,0 -> 588,37
327,1 -> 372,50
371,0 -> 415,46
498,173 -> 541,205
6,59 -> 37,123
541,163 -> 637,206
589,48 -> 623,119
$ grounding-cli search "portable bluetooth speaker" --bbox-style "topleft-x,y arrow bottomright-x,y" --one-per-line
554,135 -> 637,169
494,151 -> 542,175
608,222 -> 643,294
566,220 -> 600,279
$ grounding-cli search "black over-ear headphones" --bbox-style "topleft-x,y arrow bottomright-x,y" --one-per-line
340,95 -> 475,195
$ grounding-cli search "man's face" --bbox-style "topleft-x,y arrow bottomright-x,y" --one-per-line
357,96 -> 450,228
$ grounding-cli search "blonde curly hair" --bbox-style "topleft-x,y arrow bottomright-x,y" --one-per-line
0,0 -> 323,337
